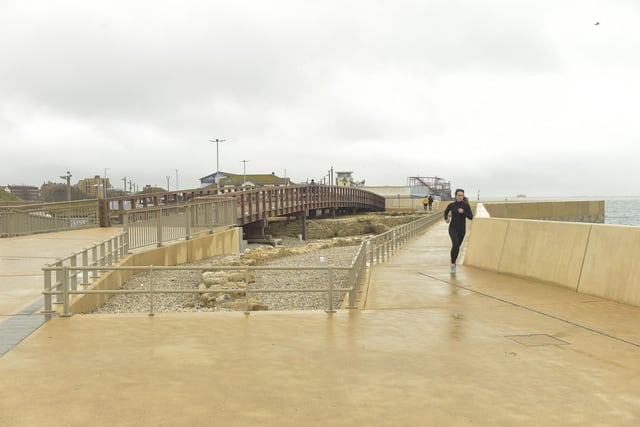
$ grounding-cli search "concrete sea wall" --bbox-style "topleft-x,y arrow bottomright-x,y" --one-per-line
482,200 -> 604,223
465,201 -> 640,307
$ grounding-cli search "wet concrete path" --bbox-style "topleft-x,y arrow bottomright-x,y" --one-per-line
1,223 -> 639,426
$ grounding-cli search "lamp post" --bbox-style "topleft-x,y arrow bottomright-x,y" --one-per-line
241,159 -> 249,185
166,175 -> 171,192
59,171 -> 72,201
208,138 -> 227,184
175,169 -> 179,191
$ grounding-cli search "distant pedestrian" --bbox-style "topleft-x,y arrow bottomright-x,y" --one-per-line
444,189 -> 473,274
428,195 -> 434,211
423,196 -> 429,210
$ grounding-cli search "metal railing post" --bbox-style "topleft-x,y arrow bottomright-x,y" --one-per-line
156,210 -> 163,247
43,268 -> 53,313
185,205 -> 192,239
124,231 -> 130,255
70,253 -> 77,291
92,245 -> 99,278
106,239 -> 112,266
61,266 -> 72,317
244,277 -> 251,315
82,249 -> 89,284
326,267 -> 335,313
54,260 -> 63,304
123,214 -> 131,253
347,261 -> 357,309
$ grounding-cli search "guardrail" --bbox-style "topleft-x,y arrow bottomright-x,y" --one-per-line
42,232 -> 129,314
124,197 -> 236,249
43,213 -> 442,316
0,200 -> 98,237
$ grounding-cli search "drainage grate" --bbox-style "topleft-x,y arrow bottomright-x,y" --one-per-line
505,334 -> 570,347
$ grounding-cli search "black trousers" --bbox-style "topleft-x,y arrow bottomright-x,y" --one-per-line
448,226 -> 466,264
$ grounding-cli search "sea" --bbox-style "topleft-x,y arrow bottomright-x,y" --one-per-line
603,197 -> 640,227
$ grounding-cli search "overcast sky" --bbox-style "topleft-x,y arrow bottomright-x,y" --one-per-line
2,0 -> 639,198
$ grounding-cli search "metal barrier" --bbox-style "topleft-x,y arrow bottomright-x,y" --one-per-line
123,198 -> 236,249
0,200 -> 98,237
42,232 -> 129,314
43,213 -> 443,315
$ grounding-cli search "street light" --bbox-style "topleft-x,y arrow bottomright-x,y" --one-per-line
59,171 -> 72,201
240,160 -> 250,185
166,175 -> 171,191
208,138 -> 227,183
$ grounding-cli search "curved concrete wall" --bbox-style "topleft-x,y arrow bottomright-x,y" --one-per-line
483,200 -> 604,223
464,218 -> 640,307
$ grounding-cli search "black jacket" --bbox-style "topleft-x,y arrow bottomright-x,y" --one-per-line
444,201 -> 473,230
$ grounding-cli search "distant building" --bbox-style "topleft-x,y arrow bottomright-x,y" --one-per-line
199,172 -> 292,187
5,185 -> 40,200
336,171 -> 365,187
77,175 -> 112,198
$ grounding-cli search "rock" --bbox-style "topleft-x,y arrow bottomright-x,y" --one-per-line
250,303 -> 269,311
227,272 -> 256,283
202,271 -> 227,286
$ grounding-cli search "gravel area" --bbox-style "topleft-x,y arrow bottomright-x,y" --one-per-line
91,238 -> 361,314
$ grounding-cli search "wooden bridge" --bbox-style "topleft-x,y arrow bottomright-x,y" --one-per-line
100,184 -> 386,239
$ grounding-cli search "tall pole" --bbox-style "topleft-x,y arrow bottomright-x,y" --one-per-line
166,175 -> 171,191
241,160 -> 249,185
208,138 -> 227,184
59,171 -> 72,201
122,176 -> 127,194
175,169 -> 179,191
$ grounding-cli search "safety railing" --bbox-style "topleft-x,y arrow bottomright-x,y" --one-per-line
0,200 -> 98,237
124,197 -> 236,249
43,212 -> 443,315
42,232 -> 129,314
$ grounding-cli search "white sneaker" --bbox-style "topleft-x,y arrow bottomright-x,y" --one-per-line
450,264 -> 456,274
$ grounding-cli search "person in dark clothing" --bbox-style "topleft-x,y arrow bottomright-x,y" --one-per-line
444,189 -> 473,274
428,195 -> 434,211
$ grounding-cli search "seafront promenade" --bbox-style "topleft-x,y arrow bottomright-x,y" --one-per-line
1,222 -> 639,425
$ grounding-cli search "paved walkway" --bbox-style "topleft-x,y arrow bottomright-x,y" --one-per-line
0,228 -> 123,355
0,223 -> 639,426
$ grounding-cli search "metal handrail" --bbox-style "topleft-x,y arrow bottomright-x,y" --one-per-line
41,232 -> 129,313
123,198 -> 236,249
42,213 -> 443,316
0,199 -> 99,237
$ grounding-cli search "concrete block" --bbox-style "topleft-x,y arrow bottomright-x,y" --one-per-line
464,218 -> 508,271
579,225 -> 640,306
498,220 -> 590,290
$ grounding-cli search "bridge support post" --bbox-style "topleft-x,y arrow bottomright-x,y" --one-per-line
98,199 -> 110,227
301,210 -> 307,241
243,218 -> 268,240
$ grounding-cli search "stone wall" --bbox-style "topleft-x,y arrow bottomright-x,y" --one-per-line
265,212 -> 438,239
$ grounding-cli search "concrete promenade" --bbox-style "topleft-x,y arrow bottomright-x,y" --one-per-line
1,223 -> 639,426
